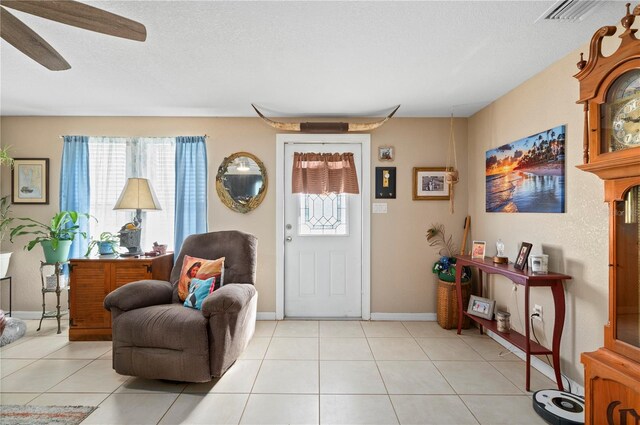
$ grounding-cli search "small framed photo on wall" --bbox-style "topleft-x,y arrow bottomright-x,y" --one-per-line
378,146 -> 394,161
514,242 -> 533,270
471,240 -> 486,259
12,158 -> 49,205
412,167 -> 450,200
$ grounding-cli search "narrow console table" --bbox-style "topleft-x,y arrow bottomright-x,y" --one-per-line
454,255 -> 571,392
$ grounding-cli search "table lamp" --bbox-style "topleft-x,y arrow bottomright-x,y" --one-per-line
113,178 -> 162,256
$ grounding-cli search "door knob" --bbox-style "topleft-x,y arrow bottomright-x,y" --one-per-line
286,236 -> 293,242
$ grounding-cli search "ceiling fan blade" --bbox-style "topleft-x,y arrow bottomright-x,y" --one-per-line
0,0 -> 146,41
0,7 -> 70,70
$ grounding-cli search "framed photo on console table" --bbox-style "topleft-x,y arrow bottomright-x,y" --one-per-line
514,242 -> 532,270
467,295 -> 496,320
471,240 -> 486,259
12,158 -> 49,205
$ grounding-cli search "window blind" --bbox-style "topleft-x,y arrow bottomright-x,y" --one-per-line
88,137 -> 176,252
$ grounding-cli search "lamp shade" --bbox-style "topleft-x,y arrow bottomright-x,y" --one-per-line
113,178 -> 162,211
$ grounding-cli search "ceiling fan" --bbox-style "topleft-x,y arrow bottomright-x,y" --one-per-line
0,0 -> 146,71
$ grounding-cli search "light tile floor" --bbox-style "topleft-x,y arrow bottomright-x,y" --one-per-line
0,319 -> 552,424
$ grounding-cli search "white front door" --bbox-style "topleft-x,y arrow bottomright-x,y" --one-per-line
283,142 -> 362,318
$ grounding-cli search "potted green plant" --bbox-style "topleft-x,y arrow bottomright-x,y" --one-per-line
0,146 -> 14,278
85,232 -> 120,257
426,223 -> 470,283
10,211 -> 92,263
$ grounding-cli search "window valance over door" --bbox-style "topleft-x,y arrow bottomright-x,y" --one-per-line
292,152 -> 359,195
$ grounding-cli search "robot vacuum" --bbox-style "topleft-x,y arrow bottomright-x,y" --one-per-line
532,389 -> 585,425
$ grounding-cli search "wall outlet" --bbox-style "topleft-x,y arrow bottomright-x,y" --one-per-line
533,304 -> 543,321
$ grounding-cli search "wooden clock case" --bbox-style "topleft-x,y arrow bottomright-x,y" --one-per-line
574,4 -> 640,424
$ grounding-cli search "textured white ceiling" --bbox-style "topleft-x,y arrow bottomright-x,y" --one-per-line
0,0 -> 631,117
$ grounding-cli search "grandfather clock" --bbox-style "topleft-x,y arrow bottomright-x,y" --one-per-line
575,3 -> 640,424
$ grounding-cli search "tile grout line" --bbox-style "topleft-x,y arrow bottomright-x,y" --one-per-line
0,358 -> 39,381
238,328 -> 275,425
69,358 -> 132,419
458,394 -> 483,425
406,322 -> 484,424
153,394 -> 181,425
406,322 -> 434,361
486,358 -> 532,395
365,325 -> 401,425
155,369 -> 191,425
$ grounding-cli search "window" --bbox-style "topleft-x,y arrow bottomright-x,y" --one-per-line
88,137 -> 175,251
298,193 -> 348,236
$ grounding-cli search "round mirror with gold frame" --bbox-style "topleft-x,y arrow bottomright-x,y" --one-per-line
216,152 -> 268,214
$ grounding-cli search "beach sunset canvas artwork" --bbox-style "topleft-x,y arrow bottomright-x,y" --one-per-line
486,125 -> 566,213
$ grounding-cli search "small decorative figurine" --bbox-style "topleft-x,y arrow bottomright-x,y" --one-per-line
493,238 -> 509,264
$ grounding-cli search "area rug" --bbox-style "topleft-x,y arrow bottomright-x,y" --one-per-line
0,405 -> 96,425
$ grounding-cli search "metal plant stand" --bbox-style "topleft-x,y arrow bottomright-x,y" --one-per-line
38,261 -> 69,334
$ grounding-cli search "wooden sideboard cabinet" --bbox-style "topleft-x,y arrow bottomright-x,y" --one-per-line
69,254 -> 173,341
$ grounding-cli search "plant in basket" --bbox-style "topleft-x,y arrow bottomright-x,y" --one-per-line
426,223 -> 470,283
427,223 -> 473,330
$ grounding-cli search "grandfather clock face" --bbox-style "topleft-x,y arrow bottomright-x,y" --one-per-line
603,69 -> 640,153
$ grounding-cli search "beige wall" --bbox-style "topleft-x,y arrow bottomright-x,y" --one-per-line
0,41 -> 615,387
467,48 -> 610,385
0,117 -> 468,315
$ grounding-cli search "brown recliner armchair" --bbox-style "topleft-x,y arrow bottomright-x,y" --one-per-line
103,230 -> 258,382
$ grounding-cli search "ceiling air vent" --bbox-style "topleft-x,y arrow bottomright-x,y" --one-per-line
537,0 -> 605,22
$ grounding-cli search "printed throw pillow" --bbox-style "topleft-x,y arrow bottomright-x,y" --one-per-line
183,277 -> 217,310
178,255 -> 225,301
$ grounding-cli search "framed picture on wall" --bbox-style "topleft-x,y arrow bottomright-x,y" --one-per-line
412,167 -> 450,200
485,125 -> 566,213
378,146 -> 394,161
12,158 -> 49,204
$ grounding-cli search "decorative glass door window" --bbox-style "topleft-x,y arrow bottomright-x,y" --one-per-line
298,193 -> 348,236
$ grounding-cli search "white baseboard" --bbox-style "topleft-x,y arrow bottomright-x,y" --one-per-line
257,312 -> 437,321
9,311 -> 47,320
256,312 -> 276,321
10,311 -> 432,323
10,310 -> 283,322
369,313 -> 437,321
486,330 -> 584,396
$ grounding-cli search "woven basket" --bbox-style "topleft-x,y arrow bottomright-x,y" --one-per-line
437,279 -> 471,330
